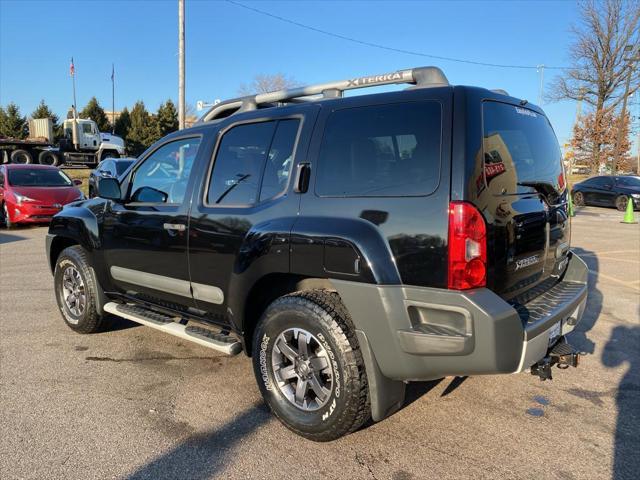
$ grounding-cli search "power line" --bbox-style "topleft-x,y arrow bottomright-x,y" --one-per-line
226,0 -> 568,70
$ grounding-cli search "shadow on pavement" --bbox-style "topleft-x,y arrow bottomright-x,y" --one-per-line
0,231 -> 28,245
126,403 -> 271,480
602,311 -> 640,479
570,247 -> 602,354
100,314 -> 140,332
572,247 -> 639,479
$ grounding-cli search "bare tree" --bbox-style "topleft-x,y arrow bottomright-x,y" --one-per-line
550,0 -> 639,168
549,0 -> 639,110
238,73 -> 300,96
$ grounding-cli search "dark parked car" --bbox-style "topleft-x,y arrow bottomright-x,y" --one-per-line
571,175 -> 640,211
46,67 -> 588,441
88,158 -> 136,198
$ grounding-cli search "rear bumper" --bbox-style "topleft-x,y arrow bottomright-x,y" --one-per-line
331,251 -> 588,381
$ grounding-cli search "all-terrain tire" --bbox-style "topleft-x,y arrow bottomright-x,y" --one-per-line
54,245 -> 103,333
252,289 -> 370,441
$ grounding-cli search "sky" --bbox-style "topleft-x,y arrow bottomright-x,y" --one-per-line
0,0 -> 636,148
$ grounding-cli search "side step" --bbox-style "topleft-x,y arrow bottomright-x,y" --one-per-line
103,302 -> 242,355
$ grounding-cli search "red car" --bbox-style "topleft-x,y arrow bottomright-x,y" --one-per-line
0,164 -> 85,227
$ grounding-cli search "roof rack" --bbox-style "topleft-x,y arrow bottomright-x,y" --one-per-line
199,66 -> 449,123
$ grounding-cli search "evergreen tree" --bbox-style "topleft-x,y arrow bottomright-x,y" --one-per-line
80,97 -> 111,132
30,99 -> 61,139
113,107 -> 131,140
0,103 -> 28,139
156,99 -> 179,137
127,101 -> 154,156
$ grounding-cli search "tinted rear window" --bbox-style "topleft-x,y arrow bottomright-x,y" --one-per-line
482,101 -> 564,195
316,101 -> 441,197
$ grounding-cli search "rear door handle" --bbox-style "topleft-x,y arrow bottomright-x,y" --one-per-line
163,223 -> 186,232
294,162 -> 311,193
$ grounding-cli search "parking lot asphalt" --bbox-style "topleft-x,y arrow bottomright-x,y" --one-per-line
1,206 -> 639,480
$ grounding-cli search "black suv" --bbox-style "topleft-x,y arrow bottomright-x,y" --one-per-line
46,67 -> 588,441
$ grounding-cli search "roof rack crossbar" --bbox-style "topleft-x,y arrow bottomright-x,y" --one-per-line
200,66 -> 448,122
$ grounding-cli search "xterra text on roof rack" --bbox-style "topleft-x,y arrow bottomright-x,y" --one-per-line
47,67 -> 588,441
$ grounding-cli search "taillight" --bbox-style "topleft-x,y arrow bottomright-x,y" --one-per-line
448,201 -> 487,290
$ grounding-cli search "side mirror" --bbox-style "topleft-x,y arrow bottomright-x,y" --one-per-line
73,179 -> 83,185
130,186 -> 168,203
98,177 -> 122,201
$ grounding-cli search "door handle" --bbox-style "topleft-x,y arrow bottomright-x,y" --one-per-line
294,162 -> 311,193
163,223 -> 186,232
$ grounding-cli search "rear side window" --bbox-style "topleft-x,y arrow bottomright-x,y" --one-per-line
482,102 -> 564,195
207,119 -> 300,205
316,102 -> 442,197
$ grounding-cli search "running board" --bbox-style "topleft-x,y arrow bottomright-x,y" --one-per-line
103,302 -> 242,355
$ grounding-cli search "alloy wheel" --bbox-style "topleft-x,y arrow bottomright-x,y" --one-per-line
61,266 -> 86,319
271,328 -> 333,411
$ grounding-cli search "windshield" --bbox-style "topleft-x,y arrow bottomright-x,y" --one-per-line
8,169 -> 73,187
115,160 -> 135,176
482,101 -> 564,197
616,176 -> 640,187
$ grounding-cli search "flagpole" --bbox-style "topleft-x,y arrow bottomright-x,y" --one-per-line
111,64 -> 115,133
71,57 -> 78,119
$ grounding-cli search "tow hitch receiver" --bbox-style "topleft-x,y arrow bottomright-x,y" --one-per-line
531,338 -> 581,381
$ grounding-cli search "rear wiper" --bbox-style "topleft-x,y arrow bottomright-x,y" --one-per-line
517,181 -> 559,203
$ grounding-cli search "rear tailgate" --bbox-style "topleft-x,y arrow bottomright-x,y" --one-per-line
471,100 -> 570,302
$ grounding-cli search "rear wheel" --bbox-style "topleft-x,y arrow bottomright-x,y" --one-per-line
573,191 -> 585,206
10,149 -> 32,164
252,290 -> 370,441
38,150 -> 59,166
615,195 -> 629,212
54,246 -> 103,333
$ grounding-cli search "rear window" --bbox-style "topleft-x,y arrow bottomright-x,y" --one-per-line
316,101 -> 441,197
482,101 -> 564,196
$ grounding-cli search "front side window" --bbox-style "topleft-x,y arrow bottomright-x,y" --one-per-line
129,138 -> 201,204
616,176 -> 640,187
207,119 -> 300,205
82,123 -> 93,134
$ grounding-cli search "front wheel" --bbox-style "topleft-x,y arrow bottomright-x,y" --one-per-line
2,203 -> 14,228
573,191 -> 585,206
252,290 -> 370,442
54,245 -> 103,333
615,195 -> 629,212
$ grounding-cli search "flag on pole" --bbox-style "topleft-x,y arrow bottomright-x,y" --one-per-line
111,63 -> 114,82
70,57 -> 75,77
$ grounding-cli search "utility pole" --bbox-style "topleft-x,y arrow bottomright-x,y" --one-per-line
178,0 -> 185,130
536,64 -> 545,105
111,64 -> 115,134
612,45 -> 639,173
